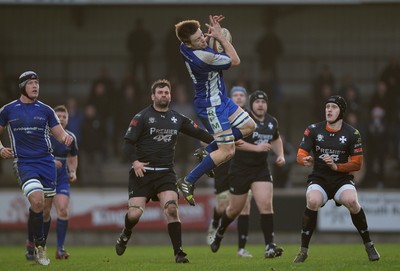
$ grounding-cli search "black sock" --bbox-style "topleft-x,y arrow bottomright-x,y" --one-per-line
300,208 -> 318,249
212,207 -> 222,228
168,221 -> 183,255
30,208 -> 45,247
351,208 -> 371,244
43,217 -> 51,241
27,217 -> 34,243
260,213 -> 274,245
217,210 -> 235,236
237,215 -> 249,249
124,213 -> 138,234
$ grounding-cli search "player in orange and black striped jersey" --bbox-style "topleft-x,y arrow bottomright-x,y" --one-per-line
293,95 -> 380,263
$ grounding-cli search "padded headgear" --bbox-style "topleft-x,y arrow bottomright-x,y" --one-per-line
19,71 -> 39,91
326,95 -> 347,120
230,86 -> 247,97
249,90 -> 268,106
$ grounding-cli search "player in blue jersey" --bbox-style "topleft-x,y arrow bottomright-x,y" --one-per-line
175,15 -> 256,206
0,71 -> 73,266
25,105 -> 78,260
293,95 -> 380,263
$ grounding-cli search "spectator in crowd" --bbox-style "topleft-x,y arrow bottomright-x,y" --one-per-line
126,18 -> 153,88
255,13 -> 284,82
364,106 -> 388,188
80,104 -> 106,186
164,18 -> 191,87
312,65 -> 335,121
65,97 -> 84,142
338,74 -> 361,114
170,83 -> 197,177
114,75 -> 141,158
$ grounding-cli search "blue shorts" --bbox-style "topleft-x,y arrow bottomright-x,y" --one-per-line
196,98 -> 239,135
14,157 -> 57,192
56,178 -> 70,197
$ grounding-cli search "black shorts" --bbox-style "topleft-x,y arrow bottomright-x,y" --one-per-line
128,169 -> 178,202
229,166 -> 272,195
213,161 -> 231,194
307,176 -> 355,200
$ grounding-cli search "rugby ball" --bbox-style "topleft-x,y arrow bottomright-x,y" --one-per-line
208,28 -> 232,53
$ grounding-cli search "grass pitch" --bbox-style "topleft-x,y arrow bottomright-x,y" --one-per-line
1,244 -> 399,271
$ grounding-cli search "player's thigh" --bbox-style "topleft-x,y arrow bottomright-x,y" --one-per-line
227,193 -> 248,217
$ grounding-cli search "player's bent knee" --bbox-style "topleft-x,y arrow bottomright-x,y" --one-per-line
128,204 -> 144,217
164,200 -> 178,217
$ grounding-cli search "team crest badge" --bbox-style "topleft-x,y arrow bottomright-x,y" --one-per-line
317,134 -> 324,142
339,136 -> 347,144
148,117 -> 156,124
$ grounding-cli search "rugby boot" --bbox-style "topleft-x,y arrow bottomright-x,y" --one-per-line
177,177 -> 195,206
55,248 -> 70,259
265,243 -> 284,258
210,232 -> 224,253
293,248 -> 308,263
175,250 -> 189,263
35,245 -> 50,266
25,241 -> 35,261
365,242 -> 380,261
115,229 -> 132,256
194,147 -> 215,177
237,248 -> 253,258
206,220 -> 218,245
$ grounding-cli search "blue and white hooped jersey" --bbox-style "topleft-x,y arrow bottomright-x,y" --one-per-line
0,99 -> 60,161
51,130 -> 78,182
179,43 -> 232,108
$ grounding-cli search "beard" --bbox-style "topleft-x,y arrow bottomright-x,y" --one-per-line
154,99 -> 170,109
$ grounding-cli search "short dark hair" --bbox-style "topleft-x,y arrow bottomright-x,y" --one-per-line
175,20 -> 200,44
151,79 -> 171,94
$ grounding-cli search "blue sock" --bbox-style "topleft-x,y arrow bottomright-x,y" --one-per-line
205,141 -> 217,153
57,218 -> 68,249
186,155 -> 215,184
205,128 -> 243,154
44,217 -> 51,241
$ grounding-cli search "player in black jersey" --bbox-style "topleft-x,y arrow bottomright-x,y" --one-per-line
209,90 -> 286,258
114,79 -> 214,263
293,95 -> 380,263
205,86 -> 253,258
